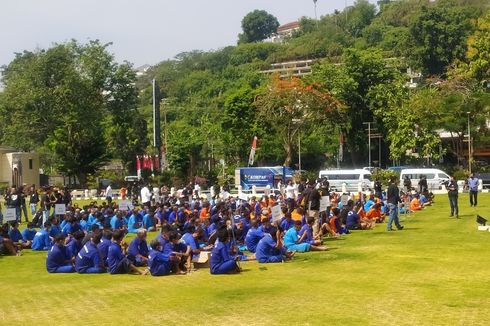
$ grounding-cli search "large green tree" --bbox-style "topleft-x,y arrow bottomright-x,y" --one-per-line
238,10 -> 280,43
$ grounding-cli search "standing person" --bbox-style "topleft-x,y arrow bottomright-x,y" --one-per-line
19,186 -> 29,223
29,185 -> 39,218
373,178 -> 382,198
140,184 -> 152,208
386,177 -> 404,231
5,186 -> 22,222
418,176 -> 428,193
105,183 -> 113,204
467,173 -> 479,207
285,180 -> 296,210
446,176 -> 459,218
403,176 -> 412,192
303,181 -> 321,237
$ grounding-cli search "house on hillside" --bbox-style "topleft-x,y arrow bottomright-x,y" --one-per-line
270,21 -> 301,43
0,146 -> 40,188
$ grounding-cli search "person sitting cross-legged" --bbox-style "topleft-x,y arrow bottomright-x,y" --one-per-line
127,228 -> 150,267
75,233 -> 106,274
46,234 -> 75,273
107,229 -> 147,275
210,225 -> 241,275
284,220 -> 327,252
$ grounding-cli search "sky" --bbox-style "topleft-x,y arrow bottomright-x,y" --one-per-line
0,0 -> 377,68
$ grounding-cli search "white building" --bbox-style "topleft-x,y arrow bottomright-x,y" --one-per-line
0,146 -> 40,188
270,21 -> 301,43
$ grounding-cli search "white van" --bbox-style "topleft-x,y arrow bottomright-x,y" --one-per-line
318,169 -> 372,192
399,168 -> 450,191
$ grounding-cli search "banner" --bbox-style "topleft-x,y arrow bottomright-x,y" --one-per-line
55,204 -> 66,215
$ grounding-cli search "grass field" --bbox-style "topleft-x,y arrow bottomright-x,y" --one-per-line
1,194 -> 490,326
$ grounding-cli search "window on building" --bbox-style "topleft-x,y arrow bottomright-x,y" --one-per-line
29,159 -> 33,170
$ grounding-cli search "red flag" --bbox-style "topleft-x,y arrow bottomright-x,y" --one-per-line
248,136 -> 257,166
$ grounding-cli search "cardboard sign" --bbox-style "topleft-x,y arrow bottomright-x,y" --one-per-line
118,200 -> 130,211
4,208 -> 17,221
320,196 -> 330,212
238,193 -> 249,202
341,195 -> 349,206
271,205 -> 282,222
55,204 -> 66,215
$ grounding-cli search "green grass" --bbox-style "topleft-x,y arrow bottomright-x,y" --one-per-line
1,194 -> 490,325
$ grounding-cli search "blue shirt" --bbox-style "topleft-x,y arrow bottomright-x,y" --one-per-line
346,211 -> 360,228
8,229 -> 23,243
245,227 -> 264,253
66,238 -> 82,258
283,228 -> 299,248
97,237 -> 112,263
46,244 -> 71,272
107,242 -> 125,274
298,224 -> 314,244
49,225 -> 61,238
468,177 -> 479,191
148,249 -> 171,276
143,214 -> 154,230
210,241 -> 233,274
127,237 -> 149,262
61,221 -> 73,236
75,242 -> 102,272
182,233 -> 199,258
127,214 -> 143,233
110,216 -> 124,230
364,199 -> 375,212
21,228 -> 37,241
280,218 -> 294,231
32,229 -> 52,251
255,235 -> 277,262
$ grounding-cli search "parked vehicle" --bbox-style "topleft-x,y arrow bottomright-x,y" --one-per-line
318,169 -> 373,192
399,168 -> 450,191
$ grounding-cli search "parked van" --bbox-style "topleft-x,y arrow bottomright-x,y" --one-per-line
318,169 -> 372,192
399,168 -> 450,191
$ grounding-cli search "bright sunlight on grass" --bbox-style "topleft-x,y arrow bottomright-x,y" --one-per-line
1,193 -> 489,326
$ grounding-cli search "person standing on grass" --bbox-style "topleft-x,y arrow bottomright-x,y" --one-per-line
446,176 -> 459,218
105,183 -> 113,204
6,186 -> 22,223
467,173 -> 479,207
29,185 -> 39,218
303,181 -> 321,238
386,177 -> 404,231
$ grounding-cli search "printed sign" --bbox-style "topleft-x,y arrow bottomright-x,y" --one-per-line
320,196 -> 330,212
271,205 -> 282,222
55,204 -> 66,215
4,208 -> 17,221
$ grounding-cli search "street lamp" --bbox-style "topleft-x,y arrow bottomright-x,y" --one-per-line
467,111 -> 471,174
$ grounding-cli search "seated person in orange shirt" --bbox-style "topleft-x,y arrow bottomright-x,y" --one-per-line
410,194 -> 423,211
291,207 -> 304,222
366,203 -> 385,223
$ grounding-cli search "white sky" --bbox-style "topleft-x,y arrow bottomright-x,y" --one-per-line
0,0 -> 377,67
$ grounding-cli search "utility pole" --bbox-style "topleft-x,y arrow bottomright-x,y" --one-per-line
363,122 -> 372,167
467,111 -> 471,174
313,0 -> 319,28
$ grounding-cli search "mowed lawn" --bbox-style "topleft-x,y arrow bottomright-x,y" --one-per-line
1,194 -> 490,326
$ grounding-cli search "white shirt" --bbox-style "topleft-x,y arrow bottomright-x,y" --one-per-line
286,185 -> 296,199
140,186 -> 152,203
105,185 -> 113,198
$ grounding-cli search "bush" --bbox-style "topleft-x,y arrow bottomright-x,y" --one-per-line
371,168 -> 399,186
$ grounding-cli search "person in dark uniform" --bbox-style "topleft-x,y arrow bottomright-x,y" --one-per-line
446,176 -> 459,218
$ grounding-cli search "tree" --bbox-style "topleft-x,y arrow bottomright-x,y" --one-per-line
0,40 -> 143,183
238,10 -> 280,43
462,11 -> 490,81
409,4 -> 473,75
254,75 -> 342,166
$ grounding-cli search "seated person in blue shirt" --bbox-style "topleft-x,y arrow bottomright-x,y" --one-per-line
127,228 -> 150,267
48,217 -> 62,239
21,222 -> 37,248
32,222 -> 52,251
46,234 -> 75,273
255,231 -> 294,264
8,221 -> 30,249
280,212 -> 294,232
107,229 -> 147,275
142,210 -> 156,232
168,230 -> 191,273
210,225 -> 240,275
299,217 -> 326,247
346,208 -> 361,230
245,219 -> 265,253
286,220 -> 327,252
75,233 -> 106,274
110,211 -> 127,231
181,226 -> 202,261
127,209 -> 143,233
97,229 -> 113,265
66,230 -> 85,258
148,239 -> 174,276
